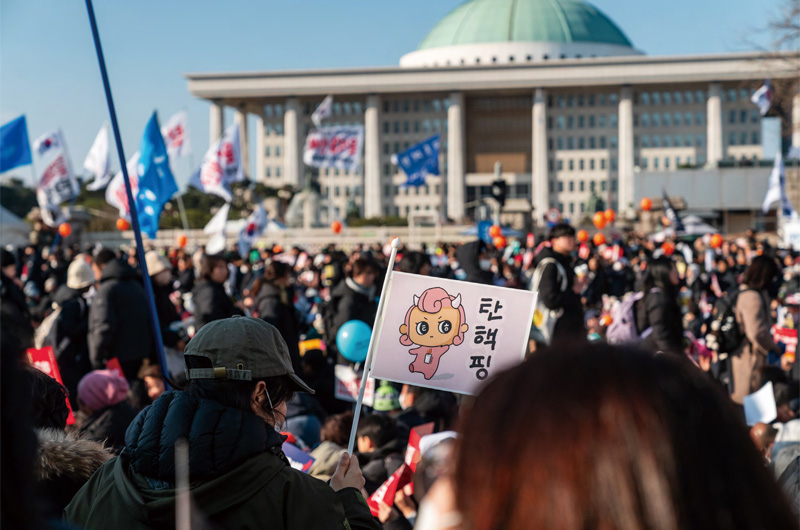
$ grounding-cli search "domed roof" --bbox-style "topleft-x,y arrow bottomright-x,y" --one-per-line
417,0 -> 633,50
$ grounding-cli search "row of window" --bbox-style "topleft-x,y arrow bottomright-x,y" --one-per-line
550,136 -> 617,150
641,155 -> 706,169
549,179 -> 613,194
729,109 -> 760,125
382,99 -> 450,114
264,146 -> 282,157
638,90 -> 706,106
551,158 -> 618,172
383,119 -> 448,135
550,114 -> 616,130
638,112 -> 705,127
549,93 -> 618,109
559,199 -> 618,216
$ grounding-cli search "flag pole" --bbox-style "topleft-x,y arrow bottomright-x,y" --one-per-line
346,237 -> 401,455
83,0 -> 171,389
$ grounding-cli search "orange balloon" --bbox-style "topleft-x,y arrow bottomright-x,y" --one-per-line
577,229 -> 589,243
58,223 -> 71,237
177,234 -> 188,248
641,198 -> 653,211
489,225 -> 502,238
593,232 -> 606,246
331,221 -> 343,234
116,218 -> 130,231
604,209 -> 616,223
273,245 -> 283,254
710,234 -> 723,249
593,212 -> 606,230
601,314 -> 613,327
661,241 -> 675,256
493,235 -> 507,249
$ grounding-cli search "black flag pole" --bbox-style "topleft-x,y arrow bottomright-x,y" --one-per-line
84,0 -> 171,389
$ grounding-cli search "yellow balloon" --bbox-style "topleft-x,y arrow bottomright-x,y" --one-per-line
533,310 -> 543,327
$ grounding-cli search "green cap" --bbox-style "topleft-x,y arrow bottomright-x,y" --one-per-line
373,383 -> 400,412
184,316 -> 314,394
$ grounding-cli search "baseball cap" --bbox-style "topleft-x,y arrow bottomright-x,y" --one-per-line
184,316 -> 314,394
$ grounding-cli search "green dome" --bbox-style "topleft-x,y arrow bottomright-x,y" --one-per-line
418,0 -> 633,50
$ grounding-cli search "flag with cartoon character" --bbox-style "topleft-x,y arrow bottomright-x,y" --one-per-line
371,272 -> 537,395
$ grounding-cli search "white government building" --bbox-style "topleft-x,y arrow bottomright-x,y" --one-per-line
186,0 -> 800,230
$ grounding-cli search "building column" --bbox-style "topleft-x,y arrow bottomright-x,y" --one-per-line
792,90 -> 800,149
209,100 -> 223,147
706,82 -> 724,166
284,97 -> 301,188
364,95 -> 382,218
234,106 -> 249,179
255,111 -> 265,184
618,86 -> 635,215
531,88 -> 548,225
447,92 -> 466,221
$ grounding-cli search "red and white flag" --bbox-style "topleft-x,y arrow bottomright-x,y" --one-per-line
105,152 -> 140,219
161,110 -> 190,159
33,129 -> 77,226
189,124 -> 243,202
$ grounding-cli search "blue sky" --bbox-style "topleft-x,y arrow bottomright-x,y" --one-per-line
0,0 -> 785,189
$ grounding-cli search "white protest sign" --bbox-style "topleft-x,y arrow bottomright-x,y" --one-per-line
370,272 -> 537,395
743,381 -> 777,426
334,364 -> 374,407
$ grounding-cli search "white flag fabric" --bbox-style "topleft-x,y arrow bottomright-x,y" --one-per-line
751,80 -> 772,117
311,95 -> 333,128
161,110 -> 190,158
762,152 -> 797,217
203,202 -> 230,255
189,124 -> 244,202
303,126 -> 364,173
33,129 -> 78,227
105,152 -> 140,219
84,124 -> 112,191
237,204 -> 268,256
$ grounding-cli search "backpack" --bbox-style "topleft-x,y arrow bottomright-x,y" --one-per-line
705,288 -> 755,354
606,288 -> 657,345
530,258 -> 567,345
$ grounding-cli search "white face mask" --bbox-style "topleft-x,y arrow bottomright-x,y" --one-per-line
479,259 -> 492,271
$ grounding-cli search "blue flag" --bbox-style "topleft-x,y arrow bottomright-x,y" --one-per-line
136,112 -> 178,239
0,116 -> 33,173
392,134 -> 440,187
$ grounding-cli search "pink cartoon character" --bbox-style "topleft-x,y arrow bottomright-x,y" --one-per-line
399,287 -> 468,380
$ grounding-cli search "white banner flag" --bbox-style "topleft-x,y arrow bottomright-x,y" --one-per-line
161,110 -> 190,158
33,129 -> 78,227
189,124 -> 243,202
303,125 -> 364,173
84,124 -> 112,191
237,204 -> 268,256
105,152 -> 140,219
762,152 -> 797,217
203,202 -> 230,255
751,80 -> 772,117
311,95 -> 333,128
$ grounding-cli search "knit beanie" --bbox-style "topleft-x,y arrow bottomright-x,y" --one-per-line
77,370 -> 129,411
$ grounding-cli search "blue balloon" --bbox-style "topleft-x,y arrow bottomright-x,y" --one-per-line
336,320 -> 372,363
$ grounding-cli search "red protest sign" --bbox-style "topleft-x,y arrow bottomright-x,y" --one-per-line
27,347 -> 76,425
106,357 -> 125,379
773,326 -> 797,362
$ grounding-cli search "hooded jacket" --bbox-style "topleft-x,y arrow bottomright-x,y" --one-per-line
65,391 -> 379,530
88,260 -> 154,369
52,285 -> 91,406
455,240 -> 493,285
35,428 -> 111,520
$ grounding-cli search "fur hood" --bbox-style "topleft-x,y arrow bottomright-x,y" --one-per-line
35,428 -> 112,483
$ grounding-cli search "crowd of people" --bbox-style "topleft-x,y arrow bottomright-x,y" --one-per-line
1,222 -> 799,529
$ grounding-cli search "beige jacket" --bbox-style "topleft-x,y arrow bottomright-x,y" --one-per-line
730,286 -> 780,404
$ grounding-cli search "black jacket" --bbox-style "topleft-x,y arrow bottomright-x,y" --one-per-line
535,247 -> 585,343
637,287 -> 685,354
0,271 -> 34,348
152,282 -> 181,348
77,401 -> 138,454
88,259 -> 154,369
176,268 -> 195,294
358,437 -> 406,495
53,285 -> 91,406
255,282 -> 301,371
192,279 -> 242,332
456,240 -> 493,284
327,279 -> 378,363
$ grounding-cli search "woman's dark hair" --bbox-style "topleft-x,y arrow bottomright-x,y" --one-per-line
20,366 -> 70,431
399,251 -> 431,275
455,343 -> 797,530
183,355 -> 294,423
199,254 -> 227,282
250,261 -> 291,300
643,256 -> 676,294
742,255 -> 779,291
320,411 -> 354,447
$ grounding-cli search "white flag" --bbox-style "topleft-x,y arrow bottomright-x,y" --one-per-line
751,80 -> 772,117
189,124 -> 244,202
204,202 -> 230,255
237,204 -> 268,256
762,152 -> 797,217
33,129 -> 78,227
105,152 -> 140,219
311,95 -> 333,128
84,124 -> 112,191
161,110 -> 190,158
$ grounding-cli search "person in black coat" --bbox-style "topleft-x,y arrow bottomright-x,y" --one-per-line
1,248 -> 34,349
326,258 -> 379,363
252,261 -> 301,372
88,249 -> 154,381
455,240 -> 493,285
175,254 -> 195,295
144,251 -> 182,349
636,257 -> 685,355
534,224 -> 587,344
192,253 -> 243,333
